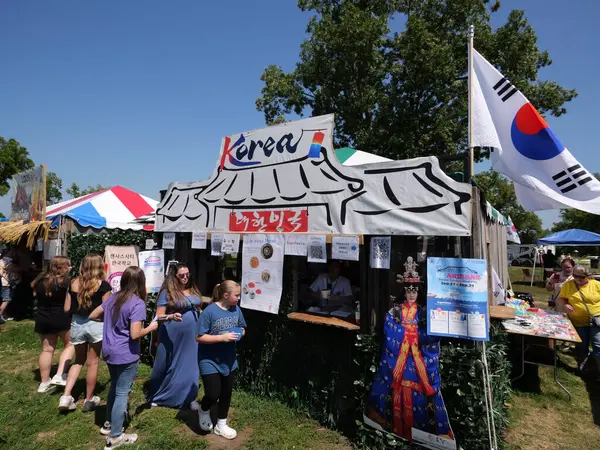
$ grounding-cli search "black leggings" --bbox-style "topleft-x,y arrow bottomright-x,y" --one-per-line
200,371 -> 235,419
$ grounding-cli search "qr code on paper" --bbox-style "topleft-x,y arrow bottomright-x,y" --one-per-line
309,245 -> 324,261
372,239 -> 390,260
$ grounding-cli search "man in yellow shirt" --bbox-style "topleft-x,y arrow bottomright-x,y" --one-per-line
558,265 -> 600,374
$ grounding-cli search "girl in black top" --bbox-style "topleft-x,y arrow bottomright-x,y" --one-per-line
59,255 -> 112,412
32,256 -> 74,393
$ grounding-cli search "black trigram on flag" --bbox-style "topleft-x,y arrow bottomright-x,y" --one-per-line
552,164 -> 594,193
493,77 -> 519,102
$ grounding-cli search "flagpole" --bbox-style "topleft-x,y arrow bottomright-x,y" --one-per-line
467,24 -> 475,177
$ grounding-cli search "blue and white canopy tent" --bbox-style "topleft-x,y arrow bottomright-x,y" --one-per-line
537,229 -> 600,246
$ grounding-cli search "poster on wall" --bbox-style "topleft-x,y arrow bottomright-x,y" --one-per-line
370,236 -> 391,269
307,235 -> 327,263
104,246 -> 139,293
426,257 -> 489,341
364,257 -> 456,450
139,250 -> 165,294
11,165 -> 46,221
191,231 -> 207,249
241,234 -> 284,314
331,235 -> 359,261
162,233 -> 175,249
155,115 -> 472,237
211,233 -> 224,256
284,234 -> 307,256
221,234 -> 240,254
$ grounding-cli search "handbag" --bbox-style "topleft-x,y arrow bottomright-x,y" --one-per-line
577,287 -> 600,328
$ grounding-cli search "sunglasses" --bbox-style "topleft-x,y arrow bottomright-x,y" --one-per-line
177,273 -> 190,279
573,274 -> 587,280
404,286 -> 419,293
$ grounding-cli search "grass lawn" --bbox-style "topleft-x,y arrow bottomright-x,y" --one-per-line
0,320 -> 351,450
505,268 -> 600,450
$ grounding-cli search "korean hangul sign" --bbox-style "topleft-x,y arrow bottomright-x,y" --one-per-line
104,246 -> 139,293
229,210 -> 308,233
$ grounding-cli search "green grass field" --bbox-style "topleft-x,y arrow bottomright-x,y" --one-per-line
0,321 -> 351,450
505,267 -> 600,450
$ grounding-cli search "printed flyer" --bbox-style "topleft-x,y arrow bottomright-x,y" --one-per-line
241,234 -> 284,314
104,246 -> 139,293
426,257 -> 489,341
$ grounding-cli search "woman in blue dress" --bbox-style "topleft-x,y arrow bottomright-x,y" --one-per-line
366,257 -> 454,444
148,263 -> 203,409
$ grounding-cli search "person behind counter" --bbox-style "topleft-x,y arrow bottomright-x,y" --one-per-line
310,260 -> 354,306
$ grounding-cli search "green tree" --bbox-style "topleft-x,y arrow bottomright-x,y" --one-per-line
256,1 -> 576,161
474,169 -> 543,243
0,137 -> 34,196
46,171 -> 63,205
66,183 -> 107,199
553,173 -> 600,234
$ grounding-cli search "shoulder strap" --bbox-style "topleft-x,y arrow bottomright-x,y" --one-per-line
577,286 -> 593,319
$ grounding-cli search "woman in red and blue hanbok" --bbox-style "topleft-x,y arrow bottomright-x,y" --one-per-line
366,257 -> 454,443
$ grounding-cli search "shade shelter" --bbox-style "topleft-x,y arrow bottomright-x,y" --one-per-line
537,229 -> 600,246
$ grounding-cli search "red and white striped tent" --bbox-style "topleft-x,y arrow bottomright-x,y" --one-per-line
46,186 -> 158,231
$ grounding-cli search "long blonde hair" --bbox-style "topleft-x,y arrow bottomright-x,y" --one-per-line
76,255 -> 106,310
212,280 -> 239,303
32,256 -> 70,296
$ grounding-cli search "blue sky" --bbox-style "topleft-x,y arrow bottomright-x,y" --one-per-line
1,1 -> 598,228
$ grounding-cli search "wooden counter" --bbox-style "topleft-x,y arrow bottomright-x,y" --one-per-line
287,312 -> 360,331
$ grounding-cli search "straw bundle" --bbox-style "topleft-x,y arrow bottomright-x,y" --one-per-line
0,220 -> 51,248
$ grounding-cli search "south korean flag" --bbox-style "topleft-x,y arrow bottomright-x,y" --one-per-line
471,49 -> 600,214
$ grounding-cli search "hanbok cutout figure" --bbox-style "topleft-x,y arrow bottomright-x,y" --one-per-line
365,257 -> 455,443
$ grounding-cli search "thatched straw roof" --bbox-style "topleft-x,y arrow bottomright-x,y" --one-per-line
0,220 -> 51,248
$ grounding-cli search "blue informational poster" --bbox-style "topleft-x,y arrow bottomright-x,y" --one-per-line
426,257 -> 489,341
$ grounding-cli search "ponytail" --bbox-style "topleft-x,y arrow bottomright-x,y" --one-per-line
212,283 -> 222,302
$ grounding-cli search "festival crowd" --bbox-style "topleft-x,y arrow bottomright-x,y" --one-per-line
1,253 -> 245,450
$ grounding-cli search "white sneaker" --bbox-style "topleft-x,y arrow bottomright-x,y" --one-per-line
103,433 -> 138,449
198,409 -> 213,432
83,396 -> 100,412
214,422 -> 237,440
37,381 -> 55,393
50,374 -> 67,386
100,421 -> 112,436
189,400 -> 200,411
58,395 -> 76,412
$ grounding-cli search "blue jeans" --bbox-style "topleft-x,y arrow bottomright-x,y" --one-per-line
106,361 -> 139,437
575,326 -> 600,358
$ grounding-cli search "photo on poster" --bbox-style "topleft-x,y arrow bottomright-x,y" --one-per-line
307,235 -> 327,263
426,257 -> 489,341
331,235 -> 359,261
364,257 -> 456,450
370,236 -> 391,269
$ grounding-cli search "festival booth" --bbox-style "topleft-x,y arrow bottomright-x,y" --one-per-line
155,115 -> 511,449
44,186 -> 157,259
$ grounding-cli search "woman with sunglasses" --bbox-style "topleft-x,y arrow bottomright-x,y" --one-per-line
148,263 -> 203,409
557,265 -> 600,375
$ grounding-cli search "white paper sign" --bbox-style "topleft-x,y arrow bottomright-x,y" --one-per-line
145,239 -> 156,250
211,234 -> 224,256
162,233 -> 175,249
191,232 -> 207,249
139,250 -> 165,294
331,235 -> 359,261
241,234 -> 285,314
221,234 -> 241,254
492,267 -> 505,306
284,234 -> 307,256
370,237 -> 391,269
307,235 -> 327,263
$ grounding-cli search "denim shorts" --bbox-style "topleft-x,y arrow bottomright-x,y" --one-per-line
70,314 -> 103,345
1,286 -> 11,302
575,326 -> 600,358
